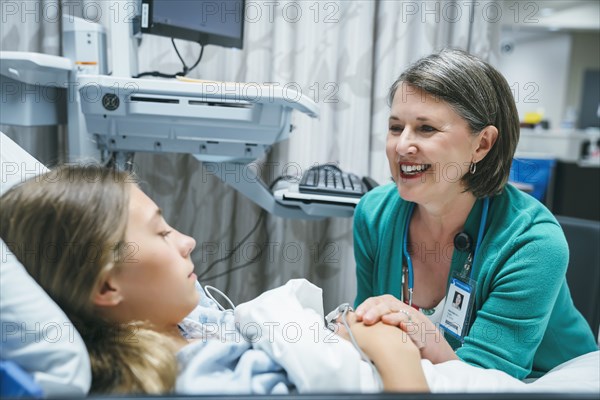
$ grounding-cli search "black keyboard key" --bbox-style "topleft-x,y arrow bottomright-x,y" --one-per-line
298,166 -> 366,198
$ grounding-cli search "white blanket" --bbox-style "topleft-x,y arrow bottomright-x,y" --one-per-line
235,279 -> 600,394
234,279 -> 380,393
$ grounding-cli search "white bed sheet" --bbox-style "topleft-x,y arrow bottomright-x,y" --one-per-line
422,351 -> 599,393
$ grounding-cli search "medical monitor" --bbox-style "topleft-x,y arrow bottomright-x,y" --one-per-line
141,0 -> 245,49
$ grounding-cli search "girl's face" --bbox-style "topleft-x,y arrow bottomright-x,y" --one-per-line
101,186 -> 199,330
386,83 -> 481,205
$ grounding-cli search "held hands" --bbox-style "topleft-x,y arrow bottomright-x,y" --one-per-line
335,312 -> 416,359
335,312 -> 428,392
355,295 -> 458,364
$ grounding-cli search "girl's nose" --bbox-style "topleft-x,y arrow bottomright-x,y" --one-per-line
179,232 -> 196,258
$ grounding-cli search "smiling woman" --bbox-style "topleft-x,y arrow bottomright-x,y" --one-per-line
353,48 -> 597,380
387,49 -> 518,199
386,82 -> 499,205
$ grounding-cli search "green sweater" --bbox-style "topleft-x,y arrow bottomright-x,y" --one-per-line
354,183 -> 597,379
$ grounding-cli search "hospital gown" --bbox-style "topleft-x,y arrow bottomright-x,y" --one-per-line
176,288 -> 291,394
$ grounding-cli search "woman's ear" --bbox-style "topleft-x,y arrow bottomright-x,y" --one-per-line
93,272 -> 123,308
474,125 -> 499,161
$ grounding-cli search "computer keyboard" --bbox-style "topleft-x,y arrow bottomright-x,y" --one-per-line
298,165 -> 368,198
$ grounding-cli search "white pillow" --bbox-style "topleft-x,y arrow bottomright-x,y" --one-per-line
0,132 -> 91,396
0,133 -> 48,194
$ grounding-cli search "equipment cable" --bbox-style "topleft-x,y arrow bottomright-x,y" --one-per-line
134,39 -> 204,79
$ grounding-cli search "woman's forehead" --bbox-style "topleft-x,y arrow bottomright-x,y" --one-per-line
390,84 -> 456,120
393,83 -> 442,104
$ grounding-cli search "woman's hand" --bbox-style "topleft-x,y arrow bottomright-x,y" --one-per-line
355,295 -> 458,364
335,312 -> 428,392
336,312 -> 414,358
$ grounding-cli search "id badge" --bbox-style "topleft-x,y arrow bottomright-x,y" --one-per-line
440,274 -> 476,342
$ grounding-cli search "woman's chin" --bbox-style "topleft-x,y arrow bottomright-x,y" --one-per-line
396,183 -> 419,202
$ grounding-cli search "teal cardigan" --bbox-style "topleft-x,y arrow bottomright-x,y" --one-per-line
353,183 -> 597,379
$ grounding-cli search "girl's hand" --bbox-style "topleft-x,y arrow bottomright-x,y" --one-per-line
355,295 -> 457,364
335,312 -> 428,392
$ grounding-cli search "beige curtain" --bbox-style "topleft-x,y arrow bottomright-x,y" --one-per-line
0,0 -> 62,166
0,0 -> 499,311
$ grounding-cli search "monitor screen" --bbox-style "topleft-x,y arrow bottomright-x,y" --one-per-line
141,0 -> 244,49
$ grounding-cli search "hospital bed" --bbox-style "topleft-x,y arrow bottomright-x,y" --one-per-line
1,131 -> 599,399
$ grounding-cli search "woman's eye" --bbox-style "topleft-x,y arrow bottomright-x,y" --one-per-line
420,125 -> 436,133
389,125 -> 404,134
160,230 -> 172,238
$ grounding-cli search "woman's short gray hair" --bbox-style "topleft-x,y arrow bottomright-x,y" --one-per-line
388,48 -> 519,198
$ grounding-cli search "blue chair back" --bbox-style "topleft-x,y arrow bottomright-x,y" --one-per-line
510,158 -> 556,202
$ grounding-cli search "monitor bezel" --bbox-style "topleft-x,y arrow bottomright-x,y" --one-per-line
141,0 -> 245,49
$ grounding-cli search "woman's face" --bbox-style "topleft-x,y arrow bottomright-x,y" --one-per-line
106,186 -> 199,330
454,293 -> 462,304
386,83 -> 480,205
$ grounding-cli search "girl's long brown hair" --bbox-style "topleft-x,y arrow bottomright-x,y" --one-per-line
0,165 -> 178,394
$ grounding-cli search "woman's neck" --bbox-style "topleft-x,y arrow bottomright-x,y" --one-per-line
414,191 -> 477,240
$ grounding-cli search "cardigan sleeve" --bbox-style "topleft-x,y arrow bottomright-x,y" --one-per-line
353,198 -> 376,308
456,219 -> 569,379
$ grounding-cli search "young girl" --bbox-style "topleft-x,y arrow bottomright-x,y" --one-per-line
0,164 -> 426,394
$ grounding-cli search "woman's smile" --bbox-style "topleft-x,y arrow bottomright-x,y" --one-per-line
399,162 -> 432,179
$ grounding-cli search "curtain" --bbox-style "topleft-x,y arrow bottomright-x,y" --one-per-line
0,0 -> 63,166
0,0 -> 499,311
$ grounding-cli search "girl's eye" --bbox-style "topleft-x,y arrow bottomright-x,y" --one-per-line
160,230 -> 172,238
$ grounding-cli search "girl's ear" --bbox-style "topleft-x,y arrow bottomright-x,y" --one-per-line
474,125 -> 499,161
92,272 -> 123,307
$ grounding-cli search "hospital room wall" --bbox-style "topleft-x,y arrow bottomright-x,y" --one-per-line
0,1 -> 497,311
492,29 -> 600,132
564,31 -> 600,125
494,30 -> 572,132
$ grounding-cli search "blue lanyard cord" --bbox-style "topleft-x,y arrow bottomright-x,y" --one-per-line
403,203 -> 416,304
471,197 -> 490,279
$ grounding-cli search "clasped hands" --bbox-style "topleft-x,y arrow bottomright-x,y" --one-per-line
332,300 -> 430,392
350,295 -> 458,364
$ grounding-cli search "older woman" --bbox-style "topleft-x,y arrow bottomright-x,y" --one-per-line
353,49 -> 597,379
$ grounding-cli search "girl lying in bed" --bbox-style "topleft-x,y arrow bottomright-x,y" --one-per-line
0,164 -> 427,395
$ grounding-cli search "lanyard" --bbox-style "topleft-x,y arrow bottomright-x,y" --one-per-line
402,197 -> 490,307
